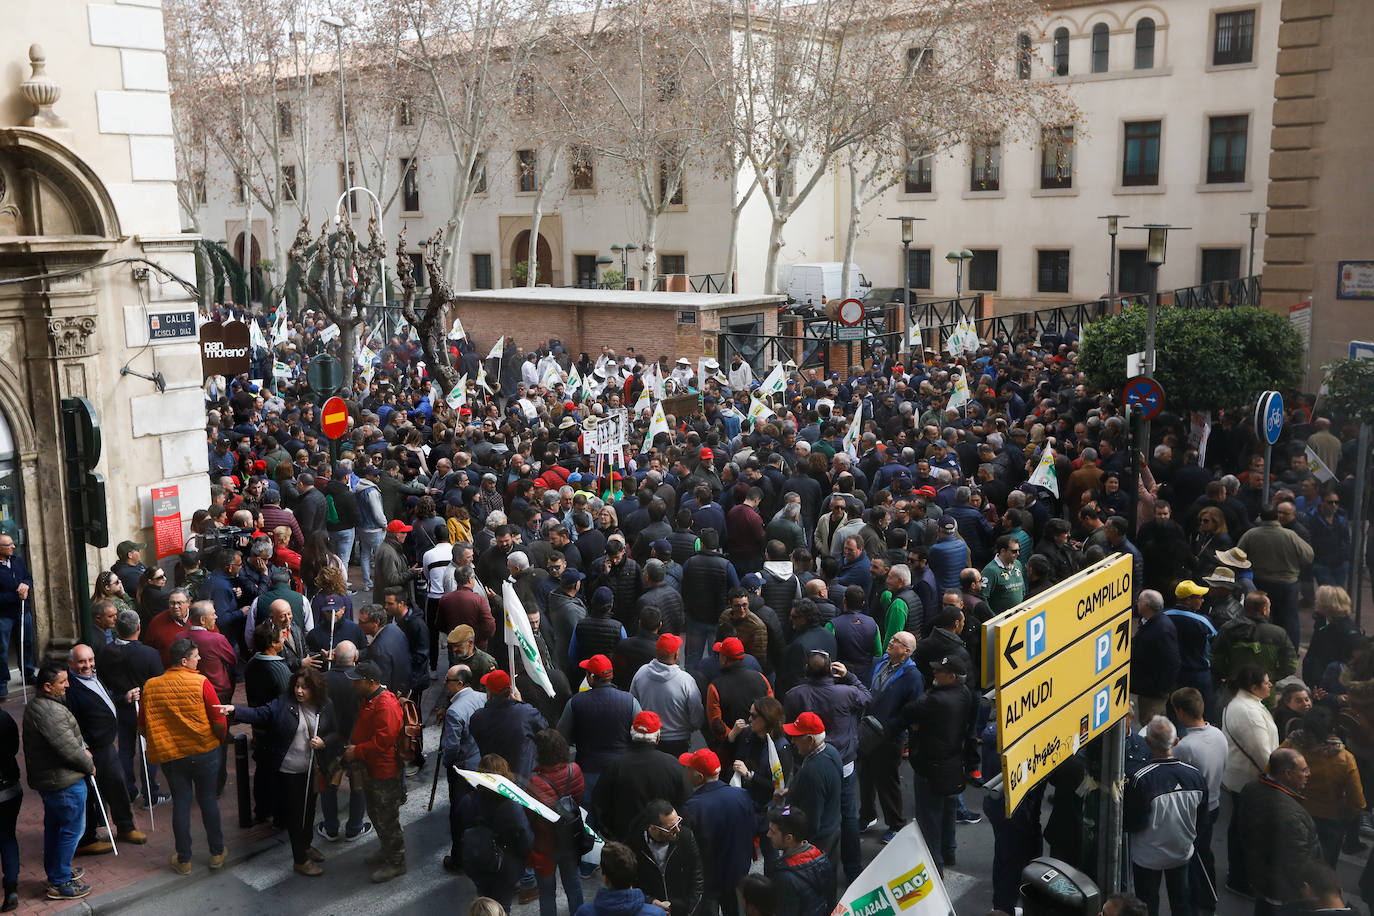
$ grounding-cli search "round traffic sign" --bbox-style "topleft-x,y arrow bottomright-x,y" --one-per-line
306,354 -> 342,396
321,396 -> 349,440
836,298 -> 865,327
1255,390 -> 1284,445
1123,375 -> 1165,420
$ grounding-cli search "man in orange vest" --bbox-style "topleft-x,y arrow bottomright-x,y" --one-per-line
139,638 -> 228,876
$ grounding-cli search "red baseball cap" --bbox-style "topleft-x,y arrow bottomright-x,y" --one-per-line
656,633 -> 684,654
386,520 -> 412,534
580,654 -> 613,679
783,711 -> 825,736
564,401 -> 576,410
632,711 -> 662,740
480,669 -> 511,693
534,477 -> 548,488
678,749 -> 722,778
713,636 -> 745,660
699,447 -> 713,461
918,486 -> 937,498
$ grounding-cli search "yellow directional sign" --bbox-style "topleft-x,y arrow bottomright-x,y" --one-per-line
995,608 -> 1132,751
1000,660 -> 1131,813
986,554 -> 1133,687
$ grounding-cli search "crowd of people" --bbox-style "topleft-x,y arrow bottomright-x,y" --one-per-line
0,309 -> 1370,916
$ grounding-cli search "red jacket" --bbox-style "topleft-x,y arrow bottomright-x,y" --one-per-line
351,686 -> 403,779
186,627 -> 238,703
145,610 -> 190,667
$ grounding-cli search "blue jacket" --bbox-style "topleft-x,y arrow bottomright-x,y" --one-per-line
574,888 -> 665,916
834,552 -> 871,593
470,694 -> 547,779
1163,607 -> 1217,674
365,622 -> 414,693
943,505 -> 993,559
232,696 -> 340,773
783,673 -> 871,764
928,536 -> 969,594
868,656 -> 924,738
0,552 -> 33,619
683,780 -> 756,893
788,742 -> 844,841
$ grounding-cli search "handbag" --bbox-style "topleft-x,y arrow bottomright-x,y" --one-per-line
857,714 -> 888,757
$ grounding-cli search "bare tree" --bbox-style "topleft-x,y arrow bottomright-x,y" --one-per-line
398,227 -> 462,390
288,218 -> 387,387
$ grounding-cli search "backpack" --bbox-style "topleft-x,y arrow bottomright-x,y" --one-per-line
461,823 -> 504,873
535,765 -> 594,856
395,694 -> 423,763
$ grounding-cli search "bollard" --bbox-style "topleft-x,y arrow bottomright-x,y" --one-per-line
234,733 -> 252,828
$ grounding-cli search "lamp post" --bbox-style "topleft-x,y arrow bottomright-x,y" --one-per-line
321,16 -> 350,217
945,248 -> 973,298
595,255 -> 614,288
888,216 -> 926,349
1244,211 -> 1262,279
609,244 -> 637,289
1097,214 -> 1130,307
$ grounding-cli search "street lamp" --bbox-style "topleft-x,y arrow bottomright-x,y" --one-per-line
888,216 -> 926,342
1124,223 -> 1188,381
595,255 -> 614,288
609,243 -> 637,289
945,249 -> 973,298
1097,214 -> 1130,306
321,15 -> 350,218
1244,211 -> 1263,279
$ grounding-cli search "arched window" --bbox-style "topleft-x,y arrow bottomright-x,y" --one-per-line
1016,33 -> 1032,80
1134,18 -> 1156,69
1053,27 -> 1070,75
1091,23 -> 1110,73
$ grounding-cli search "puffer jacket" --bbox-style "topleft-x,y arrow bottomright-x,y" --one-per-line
630,815 -> 704,916
773,842 -> 837,916
680,551 -> 736,624
372,535 -> 413,595
596,556 -> 643,629
636,584 -> 684,637
22,694 -> 94,792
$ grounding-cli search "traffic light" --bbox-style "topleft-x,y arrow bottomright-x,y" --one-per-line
61,397 -> 109,548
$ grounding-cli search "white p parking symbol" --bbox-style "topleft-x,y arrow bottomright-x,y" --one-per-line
1095,632 -> 1111,674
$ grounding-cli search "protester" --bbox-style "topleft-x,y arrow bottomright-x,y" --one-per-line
23,666 -> 94,900
342,660 -> 406,883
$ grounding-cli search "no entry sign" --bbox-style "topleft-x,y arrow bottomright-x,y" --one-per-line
321,396 -> 349,440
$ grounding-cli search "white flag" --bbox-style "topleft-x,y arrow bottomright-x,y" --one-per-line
541,361 -> 564,390
320,323 -> 341,344
446,375 -> 468,410
450,317 -> 466,339
249,318 -> 268,352
730,733 -> 785,794
843,416 -> 862,458
834,822 -> 955,916
502,581 -> 556,697
759,362 -> 787,397
477,362 -> 494,394
567,365 -> 583,398
272,360 -> 291,380
271,303 -> 290,345
1304,444 -> 1336,483
645,400 -> 669,449
633,386 -> 653,416
456,768 -> 560,822
1028,447 -> 1059,497
487,336 -> 505,361
748,396 -> 775,425
947,372 -> 970,411
906,317 -> 922,349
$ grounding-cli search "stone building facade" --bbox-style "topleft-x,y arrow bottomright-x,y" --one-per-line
1,2 -> 205,661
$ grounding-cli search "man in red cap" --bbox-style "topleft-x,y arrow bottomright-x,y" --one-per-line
781,711 -> 843,864
469,668 -> 547,779
592,710 -> 692,843
629,633 -> 702,758
705,637 -> 772,767
372,519 -> 418,596
558,654 -> 639,801
679,748 -> 755,915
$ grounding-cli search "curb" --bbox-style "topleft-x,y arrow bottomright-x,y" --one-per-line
63,832 -> 286,915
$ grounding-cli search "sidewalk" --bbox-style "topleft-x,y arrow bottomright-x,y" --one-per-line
5,677 -> 277,915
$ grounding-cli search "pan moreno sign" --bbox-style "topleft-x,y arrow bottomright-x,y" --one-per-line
199,321 -> 252,380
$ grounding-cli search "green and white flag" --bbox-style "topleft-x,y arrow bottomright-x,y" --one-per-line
541,361 -> 564,390
456,768 -> 560,822
567,365 -> 583,399
833,821 -> 954,916
271,303 -> 290,345
272,360 -> 291,380
748,395 -> 775,425
644,401 -> 669,450
947,372 -> 970,411
477,362 -> 494,394
633,386 -> 653,417
843,415 -> 862,458
446,375 -> 468,410
759,361 -> 787,397
1029,447 -> 1059,497
249,317 -> 268,352
502,581 -> 556,698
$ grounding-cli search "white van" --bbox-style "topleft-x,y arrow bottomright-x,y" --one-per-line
786,262 -> 871,311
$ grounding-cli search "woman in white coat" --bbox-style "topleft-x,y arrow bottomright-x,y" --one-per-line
1220,665 -> 1279,897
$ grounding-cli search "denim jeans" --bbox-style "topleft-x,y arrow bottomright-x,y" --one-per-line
0,611 -> 37,691
358,528 -> 386,590
1312,562 -> 1349,588
163,748 -> 224,863
320,771 -> 366,837
328,528 -> 356,574
684,620 -> 717,672
40,780 -> 87,887
838,769 -> 861,881
537,853 -> 585,916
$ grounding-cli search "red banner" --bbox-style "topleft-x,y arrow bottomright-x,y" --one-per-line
152,486 -> 182,561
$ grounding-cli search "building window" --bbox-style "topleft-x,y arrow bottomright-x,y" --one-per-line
1213,10 -> 1255,66
1037,250 -> 1071,293
575,254 -> 598,288
514,72 -> 535,114
1040,126 -> 1073,189
970,135 -> 1001,191
570,146 -> 594,190
906,248 -> 932,289
278,101 -> 293,138
1016,33 -> 1032,80
659,157 -> 684,206
1134,18 -> 1156,69
1118,250 -> 1150,294
1201,248 -> 1242,284
1122,120 -> 1161,186
968,250 -> 999,291
1091,23 -> 1110,73
471,153 -> 487,194
904,145 -> 932,194
407,253 -> 424,287
661,254 -> 686,276
398,99 -> 414,127
1206,115 -> 1249,183
400,157 -> 420,212
1053,28 -> 1070,76
472,254 -> 493,290
517,149 -> 538,192
338,162 -> 357,212
281,165 -> 297,203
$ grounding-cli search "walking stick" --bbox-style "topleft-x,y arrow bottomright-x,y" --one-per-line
326,609 -> 336,672
134,698 -> 155,831
426,704 -> 444,811
87,774 -> 119,856
302,746 -> 315,833
18,597 -> 27,704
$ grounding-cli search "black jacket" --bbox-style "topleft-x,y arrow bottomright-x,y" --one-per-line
324,478 -> 360,531
232,696 -> 340,773
680,551 -> 735,625
596,557 -> 644,630
612,631 -> 658,691
912,627 -> 971,686
366,622 -> 414,693
294,487 -> 329,536
630,814 -> 705,916
903,680 -> 974,794
65,674 -> 119,749
637,585 -> 685,637
1132,613 -> 1180,700
773,842 -> 837,916
94,639 -> 164,709
592,743 -> 693,842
